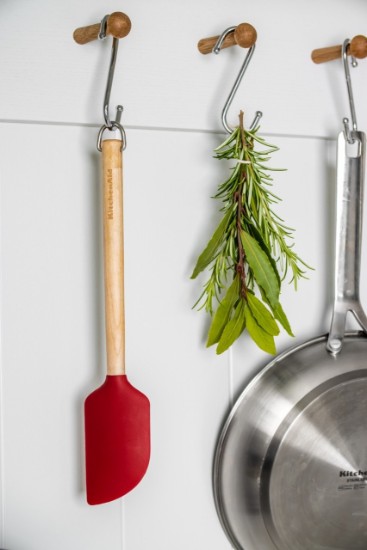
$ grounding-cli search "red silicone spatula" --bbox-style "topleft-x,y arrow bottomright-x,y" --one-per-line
85,139 -> 150,505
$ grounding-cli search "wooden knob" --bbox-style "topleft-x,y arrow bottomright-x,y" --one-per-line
234,23 -> 257,48
73,12 -> 131,45
350,35 -> 367,59
198,23 -> 257,54
106,12 -> 131,39
311,34 -> 367,64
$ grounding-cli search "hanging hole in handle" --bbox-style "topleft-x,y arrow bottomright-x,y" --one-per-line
346,135 -> 361,158
343,124 -> 361,157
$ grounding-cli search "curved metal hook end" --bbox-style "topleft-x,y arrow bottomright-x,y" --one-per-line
250,111 -> 263,130
98,15 -> 109,40
212,26 -> 236,55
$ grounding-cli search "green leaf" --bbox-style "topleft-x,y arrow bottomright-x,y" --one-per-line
272,302 -> 294,337
216,300 -> 246,354
206,275 -> 240,347
246,293 -> 279,336
241,230 -> 280,308
247,224 -> 281,287
258,287 -> 294,338
191,207 -> 234,279
214,127 -> 239,152
244,304 -> 276,355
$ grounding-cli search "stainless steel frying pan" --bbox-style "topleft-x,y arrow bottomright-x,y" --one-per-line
213,130 -> 367,550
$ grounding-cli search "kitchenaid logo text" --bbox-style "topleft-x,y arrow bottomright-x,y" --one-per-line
339,470 -> 367,477
338,470 -> 367,491
107,169 -> 113,220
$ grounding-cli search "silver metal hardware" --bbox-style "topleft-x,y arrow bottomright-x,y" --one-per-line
97,16 -> 126,151
327,131 -> 367,353
342,38 -> 358,144
97,106 -> 126,151
98,15 -> 109,41
97,121 -> 126,152
213,27 -> 262,133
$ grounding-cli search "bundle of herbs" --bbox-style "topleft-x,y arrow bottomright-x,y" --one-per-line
191,112 -> 310,354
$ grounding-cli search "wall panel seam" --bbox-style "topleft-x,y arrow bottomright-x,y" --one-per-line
0,119 -> 334,141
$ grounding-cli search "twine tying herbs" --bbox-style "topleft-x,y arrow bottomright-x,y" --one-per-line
191,111 -> 311,355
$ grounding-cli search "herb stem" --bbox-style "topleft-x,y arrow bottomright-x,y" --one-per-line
235,186 -> 247,299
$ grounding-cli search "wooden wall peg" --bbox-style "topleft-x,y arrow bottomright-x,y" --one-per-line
73,12 -> 131,45
198,23 -> 257,54
311,35 -> 367,64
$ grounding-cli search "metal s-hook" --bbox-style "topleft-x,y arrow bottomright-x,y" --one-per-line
97,16 -> 127,151
342,38 -> 358,144
198,23 -> 262,133
214,26 -> 262,133
99,16 -> 122,130
73,12 -> 131,151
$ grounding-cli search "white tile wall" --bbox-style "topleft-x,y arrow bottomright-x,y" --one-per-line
0,1 -> 367,549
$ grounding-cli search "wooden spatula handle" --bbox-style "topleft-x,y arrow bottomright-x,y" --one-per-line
102,140 -> 125,375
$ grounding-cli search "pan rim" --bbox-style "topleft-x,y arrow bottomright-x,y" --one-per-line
213,330 -> 367,550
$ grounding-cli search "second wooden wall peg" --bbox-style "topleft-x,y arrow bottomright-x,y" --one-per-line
312,34 -> 367,64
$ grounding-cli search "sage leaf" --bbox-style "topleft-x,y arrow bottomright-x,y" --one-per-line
191,207 -> 234,279
247,293 -> 280,336
244,304 -> 276,355
241,230 -> 280,307
206,275 -> 240,347
216,300 -> 246,355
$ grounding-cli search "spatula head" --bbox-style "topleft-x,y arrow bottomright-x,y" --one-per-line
85,374 -> 150,505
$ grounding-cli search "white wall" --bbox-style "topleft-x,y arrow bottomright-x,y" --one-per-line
0,1 -> 367,549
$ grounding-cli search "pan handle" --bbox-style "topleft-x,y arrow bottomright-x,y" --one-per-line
327,131 -> 367,353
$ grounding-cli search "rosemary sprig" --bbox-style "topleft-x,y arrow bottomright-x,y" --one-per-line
191,111 -> 311,354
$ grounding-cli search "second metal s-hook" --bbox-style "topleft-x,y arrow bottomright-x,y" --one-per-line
312,34 -> 367,143
198,23 -> 262,133
342,38 -> 358,144
99,14 -> 123,130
